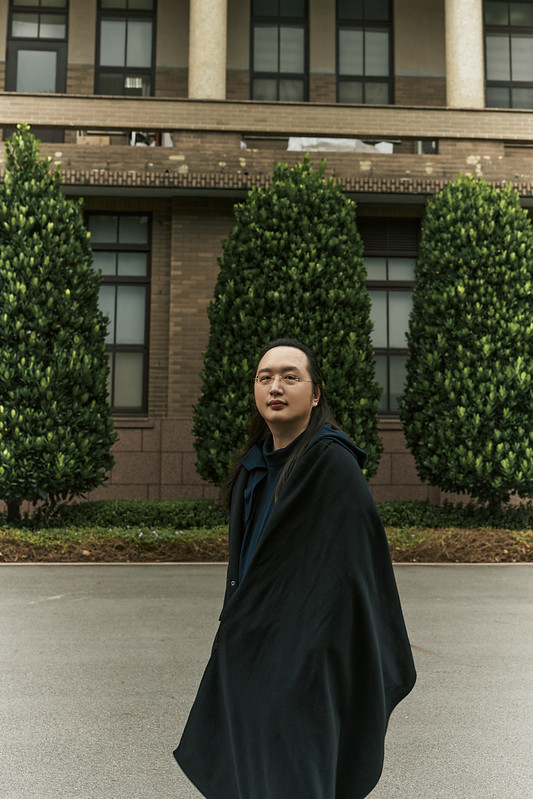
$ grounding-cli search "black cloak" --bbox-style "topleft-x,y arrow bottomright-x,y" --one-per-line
174,430 -> 416,799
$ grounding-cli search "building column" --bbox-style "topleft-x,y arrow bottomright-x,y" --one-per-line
188,0 -> 228,99
445,0 -> 485,108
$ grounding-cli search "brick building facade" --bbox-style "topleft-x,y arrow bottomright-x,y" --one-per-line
0,0 -> 531,503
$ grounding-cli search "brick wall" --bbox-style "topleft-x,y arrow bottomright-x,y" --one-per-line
309,74 -> 336,104
156,66 -> 188,98
226,70 -> 249,101
395,76 -> 446,107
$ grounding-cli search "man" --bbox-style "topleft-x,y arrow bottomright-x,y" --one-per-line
175,338 -> 416,799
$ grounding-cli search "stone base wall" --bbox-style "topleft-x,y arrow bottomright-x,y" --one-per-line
86,416 -> 438,504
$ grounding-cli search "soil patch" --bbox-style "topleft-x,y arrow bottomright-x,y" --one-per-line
0,527 -> 530,563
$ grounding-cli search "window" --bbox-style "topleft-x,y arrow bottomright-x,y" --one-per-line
5,0 -> 68,140
95,0 -> 156,96
359,218 -> 419,414
484,0 -> 533,107
337,0 -> 392,104
251,0 -> 308,101
88,214 -> 151,415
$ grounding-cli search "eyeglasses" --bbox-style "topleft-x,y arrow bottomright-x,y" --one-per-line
254,374 -> 313,387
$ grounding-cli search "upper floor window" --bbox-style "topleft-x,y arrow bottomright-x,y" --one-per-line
484,0 -> 533,107
95,0 -> 156,96
359,218 -> 419,415
6,0 -> 67,93
251,0 -> 308,101
337,0 -> 392,104
88,213 -> 151,415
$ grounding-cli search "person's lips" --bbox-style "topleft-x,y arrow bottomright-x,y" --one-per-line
268,400 -> 287,409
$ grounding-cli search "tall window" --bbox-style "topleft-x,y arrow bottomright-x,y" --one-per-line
337,0 -> 392,104
251,0 -> 308,101
88,214 -> 151,415
95,0 -> 156,96
360,218 -> 419,414
484,0 -> 533,107
5,0 -> 68,141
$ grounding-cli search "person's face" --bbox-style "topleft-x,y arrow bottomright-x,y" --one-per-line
254,346 -> 320,446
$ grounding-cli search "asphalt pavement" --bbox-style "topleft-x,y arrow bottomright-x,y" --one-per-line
1,563 -> 531,799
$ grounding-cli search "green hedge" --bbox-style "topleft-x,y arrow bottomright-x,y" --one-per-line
377,500 -> 532,531
15,497 -> 531,531
38,498 -> 229,529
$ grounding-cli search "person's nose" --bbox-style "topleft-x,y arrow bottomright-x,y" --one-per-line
269,376 -> 284,394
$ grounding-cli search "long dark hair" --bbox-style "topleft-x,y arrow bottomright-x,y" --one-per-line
220,338 -> 338,506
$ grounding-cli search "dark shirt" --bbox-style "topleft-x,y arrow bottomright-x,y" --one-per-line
238,433 -> 302,580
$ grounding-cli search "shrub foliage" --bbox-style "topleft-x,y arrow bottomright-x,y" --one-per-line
193,157 -> 382,485
0,125 -> 115,522
400,174 -> 533,508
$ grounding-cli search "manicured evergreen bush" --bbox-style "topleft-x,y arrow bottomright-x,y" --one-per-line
193,157 -> 382,485
48,498 -> 229,529
0,125 -> 115,522
400,174 -> 533,510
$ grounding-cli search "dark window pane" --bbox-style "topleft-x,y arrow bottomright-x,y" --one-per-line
101,0 -> 128,7
511,85 -> 533,106
338,80 -> 363,102
253,0 -> 273,15
279,78 -> 304,100
16,49 -> 57,91
485,1 -> 509,24
98,72 -> 127,94
365,81 -> 389,103
486,85 -> 511,106
338,0 -> 363,20
129,0 -> 155,8
253,77 -> 278,100
279,0 -> 306,17
365,0 -> 389,21
510,2 -> 533,25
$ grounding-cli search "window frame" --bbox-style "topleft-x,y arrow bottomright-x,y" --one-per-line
88,211 -> 152,417
484,0 -> 533,108
336,0 -> 393,105
94,0 -> 157,97
360,217 -> 419,416
250,0 -> 309,102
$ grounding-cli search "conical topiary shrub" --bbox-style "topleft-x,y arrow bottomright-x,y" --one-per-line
193,157 -> 382,486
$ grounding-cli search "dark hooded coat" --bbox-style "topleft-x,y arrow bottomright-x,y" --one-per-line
174,427 -> 416,799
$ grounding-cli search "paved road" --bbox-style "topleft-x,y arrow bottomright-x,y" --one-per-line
1,564 -> 531,799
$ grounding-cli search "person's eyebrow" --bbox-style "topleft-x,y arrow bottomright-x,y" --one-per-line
257,365 -> 303,375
